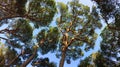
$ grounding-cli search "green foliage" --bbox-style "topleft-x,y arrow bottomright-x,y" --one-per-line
92,0 -> 117,20
93,53 -> 109,67
78,51 -> 120,67
37,27 -> 60,54
28,0 -> 57,26
100,27 -> 120,63
0,0 -> 27,16
56,0 -> 102,64
78,26 -> 120,67
67,47 -> 83,60
10,19 -> 33,43
92,0 -> 120,27
81,1 -> 120,66
32,57 -> 56,67
78,56 -> 93,67
57,2 -> 68,14
5,47 -> 22,66
114,9 -> 120,28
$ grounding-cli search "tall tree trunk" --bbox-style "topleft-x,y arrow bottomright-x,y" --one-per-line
21,47 -> 37,67
59,47 -> 67,67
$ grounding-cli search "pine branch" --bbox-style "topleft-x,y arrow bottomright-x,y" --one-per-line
21,47 -> 37,67
5,53 -> 22,67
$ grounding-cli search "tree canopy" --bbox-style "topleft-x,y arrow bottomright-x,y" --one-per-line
0,0 -> 120,67
78,0 -> 120,67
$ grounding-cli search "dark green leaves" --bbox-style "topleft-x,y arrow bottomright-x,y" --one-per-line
57,2 -> 68,15
10,19 -> 33,43
100,27 -> 120,66
32,57 -> 56,67
28,0 -> 57,26
92,0 -> 120,23
115,10 -> 120,28
37,27 -> 60,54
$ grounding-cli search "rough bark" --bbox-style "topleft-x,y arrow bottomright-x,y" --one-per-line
59,47 -> 67,67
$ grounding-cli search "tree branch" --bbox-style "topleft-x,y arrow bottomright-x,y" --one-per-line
21,47 -> 37,67
0,2 -> 16,15
0,29 -> 22,39
0,37 -> 13,45
104,20 -> 120,31
0,15 -> 25,21
68,38 -> 75,47
74,37 -> 89,43
5,53 -> 22,67
0,37 -> 8,41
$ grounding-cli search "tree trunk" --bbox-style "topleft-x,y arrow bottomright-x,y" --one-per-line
59,47 -> 67,67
